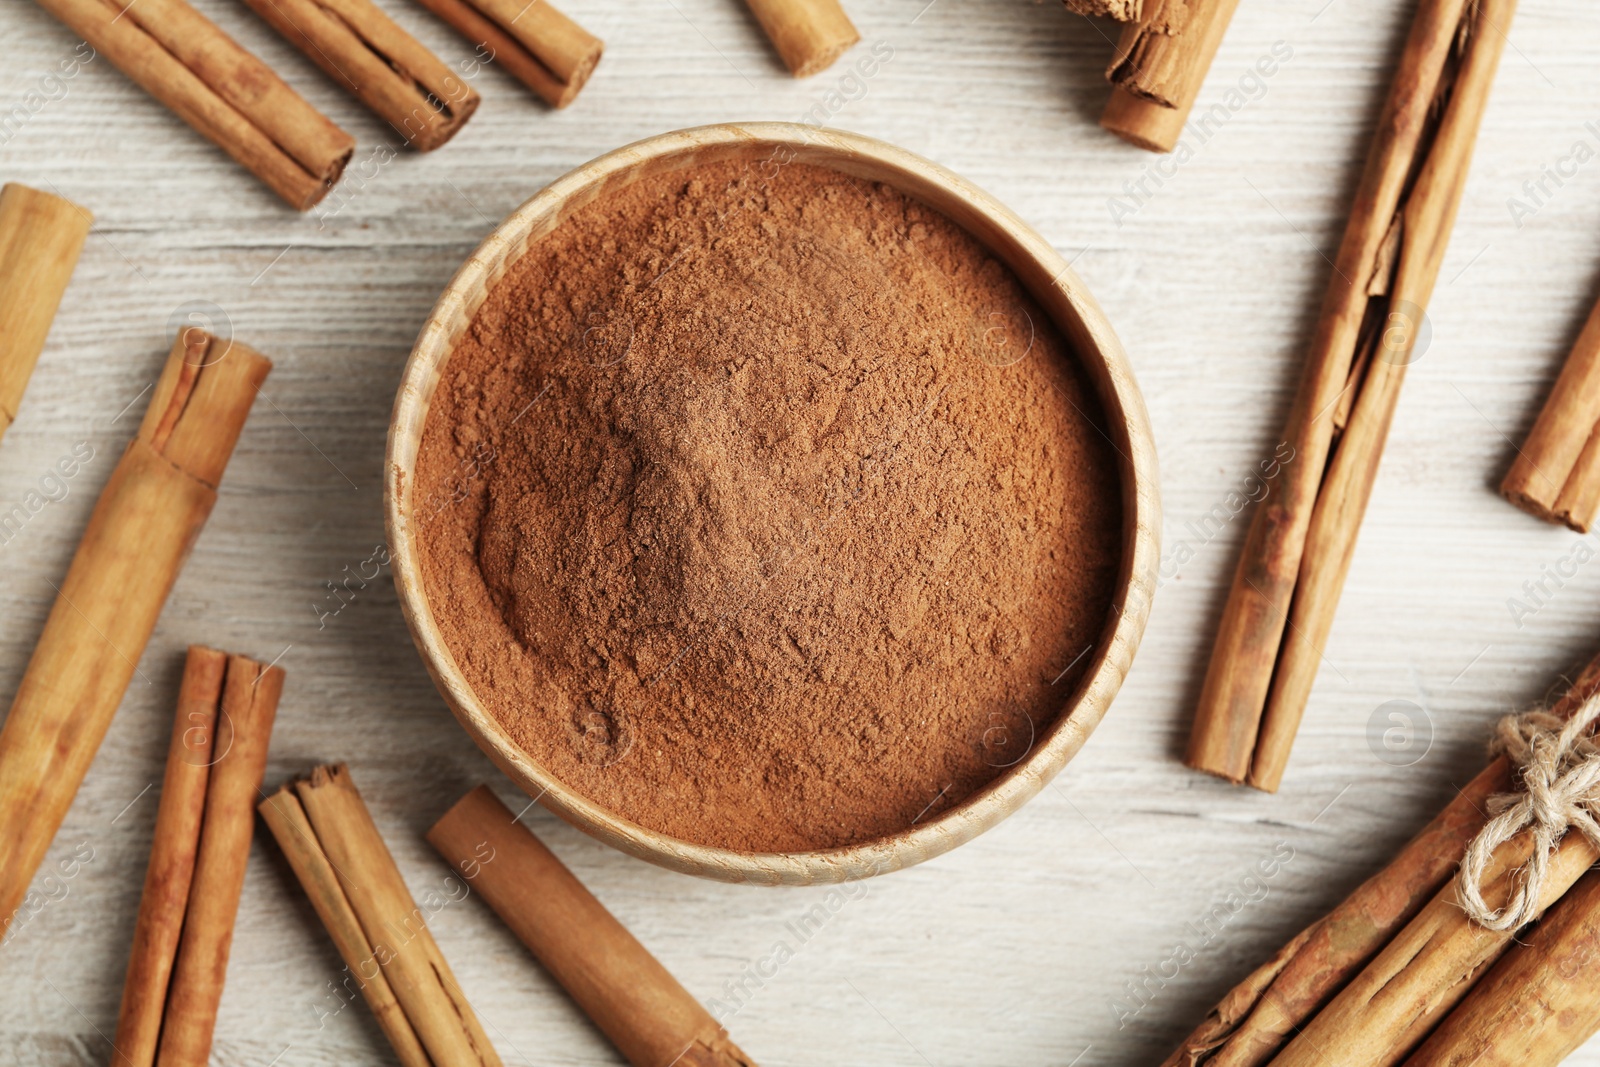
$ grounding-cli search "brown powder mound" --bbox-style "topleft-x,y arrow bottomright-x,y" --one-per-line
414,157 -> 1121,853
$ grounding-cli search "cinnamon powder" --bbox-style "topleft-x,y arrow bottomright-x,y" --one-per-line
414,156 -> 1121,853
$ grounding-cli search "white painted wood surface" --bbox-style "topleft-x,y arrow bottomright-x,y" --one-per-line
3,0 -> 1600,1063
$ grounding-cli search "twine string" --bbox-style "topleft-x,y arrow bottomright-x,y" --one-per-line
1457,692 -> 1600,930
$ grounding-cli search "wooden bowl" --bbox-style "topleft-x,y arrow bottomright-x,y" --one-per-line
386,123 -> 1160,886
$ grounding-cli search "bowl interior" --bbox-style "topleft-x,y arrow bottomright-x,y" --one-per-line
386,122 -> 1159,885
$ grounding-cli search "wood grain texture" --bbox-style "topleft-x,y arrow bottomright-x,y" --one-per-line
3,0 -> 1600,1064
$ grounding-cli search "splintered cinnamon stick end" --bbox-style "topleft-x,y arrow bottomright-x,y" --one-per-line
0,183 -> 92,439
745,0 -> 860,78
1063,0 -> 1144,20
1099,0 -> 1241,152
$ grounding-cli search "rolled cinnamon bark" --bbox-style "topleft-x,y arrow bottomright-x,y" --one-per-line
111,648 -> 225,1067
290,764 -> 503,1067
239,0 -> 479,151
410,0 -> 602,107
0,183 -> 91,443
1404,869 -> 1600,1067
1100,0 -> 1240,153
31,0 -> 354,208
1162,649 -> 1600,1067
154,653 -> 285,1067
1502,292 -> 1600,532
1270,829 -> 1597,1067
744,0 -> 858,78
259,787 -> 431,1067
1188,0 -> 1516,790
428,786 -> 757,1067
0,329 -> 269,940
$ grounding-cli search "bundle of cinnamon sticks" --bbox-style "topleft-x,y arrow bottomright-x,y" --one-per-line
259,764 -> 503,1067
1187,0 -> 1517,791
1165,648 -> 1600,1067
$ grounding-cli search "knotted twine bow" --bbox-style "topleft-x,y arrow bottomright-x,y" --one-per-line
1456,691 -> 1600,931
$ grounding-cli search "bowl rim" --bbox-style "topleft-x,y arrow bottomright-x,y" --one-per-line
385,121 -> 1161,886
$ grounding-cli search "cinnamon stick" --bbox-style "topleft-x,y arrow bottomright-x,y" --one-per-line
1405,868 -> 1600,1067
0,329 -> 269,939
1162,649 -> 1600,1067
744,0 -> 859,78
32,0 -> 353,208
410,0 -> 602,107
0,183 -> 91,443
111,648 -> 225,1067
1501,291 -> 1600,532
427,786 -> 756,1067
1269,829 -> 1597,1067
239,0 -> 480,151
153,654 -> 284,1067
258,787 -> 430,1067
1100,0 -> 1241,153
1188,0 -> 1515,791
283,764 -> 503,1066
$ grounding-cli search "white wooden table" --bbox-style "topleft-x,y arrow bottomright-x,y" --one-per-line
4,0 -> 1600,1063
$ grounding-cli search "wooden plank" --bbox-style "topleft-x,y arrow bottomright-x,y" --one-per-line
3,0 -> 1600,1062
